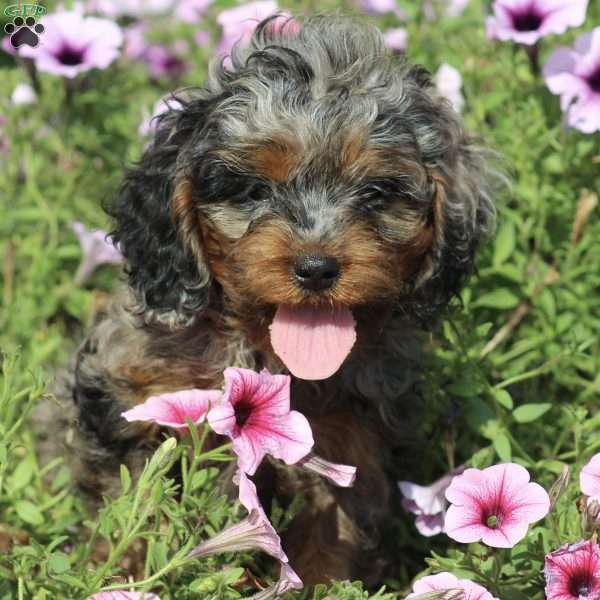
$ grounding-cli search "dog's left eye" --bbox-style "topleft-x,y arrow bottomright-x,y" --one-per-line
360,180 -> 395,208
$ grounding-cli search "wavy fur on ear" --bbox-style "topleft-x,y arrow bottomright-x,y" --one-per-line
106,94 -> 221,329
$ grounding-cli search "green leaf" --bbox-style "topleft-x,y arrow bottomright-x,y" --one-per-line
222,567 -> 245,585
9,457 -> 34,491
513,403 -> 552,423
447,379 -> 485,398
120,464 -> 131,495
493,434 -> 512,462
493,389 -> 514,410
15,500 -> 44,526
48,551 -> 70,575
493,221 -> 516,266
474,289 -> 520,310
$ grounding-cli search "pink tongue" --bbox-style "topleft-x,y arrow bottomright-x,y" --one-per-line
270,305 -> 357,380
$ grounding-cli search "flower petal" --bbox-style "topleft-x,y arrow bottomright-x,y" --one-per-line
122,389 -> 220,428
581,454 -> 600,499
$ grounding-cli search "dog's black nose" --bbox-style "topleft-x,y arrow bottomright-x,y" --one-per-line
294,255 -> 340,291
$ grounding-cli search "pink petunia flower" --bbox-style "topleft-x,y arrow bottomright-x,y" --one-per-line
383,28 -> 408,54
581,454 -> 600,500
175,0 -> 213,23
138,96 -> 183,137
18,10 -> 123,78
544,540 -> 600,600
190,471 -> 303,595
87,592 -> 160,599
444,463 -> 550,548
11,83 -> 37,105
407,572 -> 498,600
435,63 -> 465,113
299,453 -> 356,487
187,508 -> 285,560
216,1 -> 282,60
121,389 -> 221,429
399,469 -> 461,537
486,0 -> 588,46
543,28 -> 600,134
70,222 -> 123,285
357,0 -> 407,19
88,0 -> 174,18
123,22 -> 149,61
207,368 -> 314,475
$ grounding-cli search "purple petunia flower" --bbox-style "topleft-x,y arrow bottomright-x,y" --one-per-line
486,0 -> 589,46
142,44 -> 188,80
18,10 -> 123,78
70,222 -> 123,285
399,469 -> 461,537
543,28 -> 600,134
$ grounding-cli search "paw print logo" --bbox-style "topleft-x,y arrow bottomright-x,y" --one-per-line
4,15 -> 45,48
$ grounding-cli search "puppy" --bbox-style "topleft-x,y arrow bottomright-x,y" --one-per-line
49,15 -> 495,585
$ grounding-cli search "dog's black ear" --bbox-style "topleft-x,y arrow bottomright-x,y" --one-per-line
414,141 -> 496,322
108,95 -> 219,328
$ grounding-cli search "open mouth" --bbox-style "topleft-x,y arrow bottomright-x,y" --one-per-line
269,304 -> 357,381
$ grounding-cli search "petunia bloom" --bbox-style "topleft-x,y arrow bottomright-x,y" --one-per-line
11,83 -> 37,105
142,44 -> 188,81
581,454 -> 600,501
400,470 -> 461,537
88,0 -> 174,18
87,592 -> 160,599
357,0 -> 407,18
486,0 -> 588,46
188,508 -> 285,561
543,28 -> 600,134
444,463 -> 550,548
70,222 -> 123,285
217,2 -> 290,61
435,63 -> 464,113
407,572 -> 498,600
190,471 -> 303,596
544,539 -> 600,600
138,96 -> 183,137
121,389 -> 221,429
175,0 -> 213,23
18,10 -> 123,78
299,453 -> 356,488
207,367 -> 314,475
383,28 -> 408,54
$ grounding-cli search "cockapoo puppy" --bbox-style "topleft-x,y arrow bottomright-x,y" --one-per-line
46,14 -> 495,585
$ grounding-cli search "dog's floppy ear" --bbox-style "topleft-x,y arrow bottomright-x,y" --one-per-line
414,140 -> 496,320
108,94 -> 218,328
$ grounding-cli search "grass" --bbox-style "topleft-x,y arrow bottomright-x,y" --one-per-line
0,0 -> 599,598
